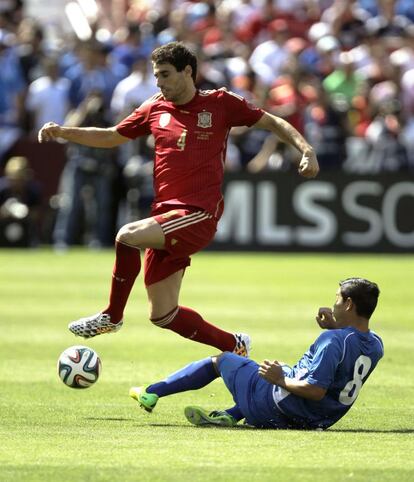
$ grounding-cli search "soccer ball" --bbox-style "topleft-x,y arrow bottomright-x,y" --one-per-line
57,345 -> 101,389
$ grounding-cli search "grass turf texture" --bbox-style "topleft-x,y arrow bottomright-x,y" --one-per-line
0,249 -> 413,482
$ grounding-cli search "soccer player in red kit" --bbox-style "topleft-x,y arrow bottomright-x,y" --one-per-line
38,42 -> 319,356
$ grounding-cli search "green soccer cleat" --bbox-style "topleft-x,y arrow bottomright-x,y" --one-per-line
129,386 -> 159,413
184,406 -> 238,427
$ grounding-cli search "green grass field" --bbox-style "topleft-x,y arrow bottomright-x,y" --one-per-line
1,249 -> 413,482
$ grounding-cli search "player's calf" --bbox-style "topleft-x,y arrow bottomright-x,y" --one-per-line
150,305 -> 252,356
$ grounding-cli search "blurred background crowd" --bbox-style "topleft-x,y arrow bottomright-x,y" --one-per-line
1,0 -> 414,248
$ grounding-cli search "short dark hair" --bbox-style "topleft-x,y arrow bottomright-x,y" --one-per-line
339,278 -> 380,319
151,41 -> 197,82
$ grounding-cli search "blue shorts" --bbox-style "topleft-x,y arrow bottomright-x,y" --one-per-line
218,353 -> 291,429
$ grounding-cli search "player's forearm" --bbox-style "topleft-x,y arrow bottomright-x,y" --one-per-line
269,116 -> 312,155
58,126 -> 123,148
255,112 -> 313,155
278,378 -> 326,401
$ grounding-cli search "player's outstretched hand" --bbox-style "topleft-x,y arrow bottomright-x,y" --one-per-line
298,149 -> 319,178
316,307 -> 336,329
258,359 -> 285,386
38,122 -> 63,143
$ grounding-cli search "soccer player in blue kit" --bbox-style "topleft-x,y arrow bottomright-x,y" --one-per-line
130,278 -> 384,430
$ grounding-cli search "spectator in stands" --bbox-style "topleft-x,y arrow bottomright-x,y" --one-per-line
65,40 -> 121,109
400,47 -> 414,167
323,51 -> 364,109
26,56 -> 70,135
15,18 -> 45,84
321,0 -> 369,49
0,28 -> 25,161
110,54 -> 158,119
361,0 -> 414,38
0,155 -> 41,247
190,2 -> 219,47
303,80 -> 348,170
110,22 -> 149,75
364,80 -> 409,172
249,19 -> 290,87
266,57 -> 309,134
53,91 -> 118,249
299,23 -> 340,78
222,0 -> 261,39
0,0 -> 23,31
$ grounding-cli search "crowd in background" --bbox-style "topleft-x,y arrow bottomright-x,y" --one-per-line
1,0 -> 414,247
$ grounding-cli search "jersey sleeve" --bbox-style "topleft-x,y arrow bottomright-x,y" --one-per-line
116,100 -> 152,139
220,90 -> 264,128
305,331 -> 343,389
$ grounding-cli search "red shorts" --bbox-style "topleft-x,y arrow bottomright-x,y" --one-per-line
144,205 -> 218,286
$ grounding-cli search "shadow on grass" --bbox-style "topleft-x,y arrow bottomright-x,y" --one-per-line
147,423 -> 257,430
85,417 -> 135,422
330,428 -> 414,434
84,418 -> 414,433
84,417 -> 256,429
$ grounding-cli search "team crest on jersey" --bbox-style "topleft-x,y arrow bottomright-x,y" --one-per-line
159,112 -> 171,127
197,111 -> 212,128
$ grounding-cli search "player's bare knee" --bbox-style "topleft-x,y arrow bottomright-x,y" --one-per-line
116,224 -> 131,244
116,222 -> 142,247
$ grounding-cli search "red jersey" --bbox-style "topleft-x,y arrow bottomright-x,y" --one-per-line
116,89 -> 264,219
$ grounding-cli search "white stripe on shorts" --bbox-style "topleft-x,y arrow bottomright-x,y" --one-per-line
162,211 -> 212,235
162,211 -> 207,229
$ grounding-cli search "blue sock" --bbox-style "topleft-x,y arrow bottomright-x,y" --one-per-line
225,405 -> 244,421
146,357 -> 218,398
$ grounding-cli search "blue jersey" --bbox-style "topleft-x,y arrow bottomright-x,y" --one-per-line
273,327 -> 384,429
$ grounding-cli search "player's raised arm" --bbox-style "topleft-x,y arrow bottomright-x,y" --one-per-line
253,112 -> 319,178
316,307 -> 337,329
38,122 -> 130,148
